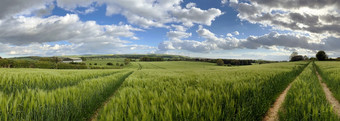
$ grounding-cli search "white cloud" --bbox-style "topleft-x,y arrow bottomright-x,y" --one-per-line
230,0 -> 238,4
0,14 -> 142,45
221,0 -> 228,4
53,0 -> 223,28
237,0 -> 340,37
159,26 -> 340,53
234,31 -> 240,35
0,14 -> 156,56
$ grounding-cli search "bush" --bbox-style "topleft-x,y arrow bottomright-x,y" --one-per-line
216,59 -> 224,66
120,64 -> 124,66
35,61 -> 56,69
107,62 -> 113,65
116,63 -> 120,66
94,63 -> 97,65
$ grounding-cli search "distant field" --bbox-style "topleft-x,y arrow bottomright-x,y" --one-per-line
3,61 -> 340,120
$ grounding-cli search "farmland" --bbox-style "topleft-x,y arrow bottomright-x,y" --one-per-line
2,61 -> 340,120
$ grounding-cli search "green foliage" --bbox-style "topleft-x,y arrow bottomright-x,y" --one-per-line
140,57 -> 164,61
216,59 -> 224,66
107,62 -> 113,65
316,51 -> 328,61
124,58 -> 131,65
279,63 -> 339,121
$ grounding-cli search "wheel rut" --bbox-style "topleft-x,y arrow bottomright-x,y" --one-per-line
315,68 -> 340,117
263,64 -> 307,121
88,71 -> 134,121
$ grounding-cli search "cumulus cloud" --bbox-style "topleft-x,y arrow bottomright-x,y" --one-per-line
237,0 -> 340,37
0,13 -> 156,56
159,26 -> 240,52
0,0 -> 51,19
159,26 -> 340,53
0,14 -> 142,45
53,0 -> 223,28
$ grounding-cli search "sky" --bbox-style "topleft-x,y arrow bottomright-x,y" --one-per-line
0,0 -> 340,60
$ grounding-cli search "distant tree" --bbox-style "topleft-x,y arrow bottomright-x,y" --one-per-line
116,63 -> 120,66
94,63 -> 97,65
52,57 -> 61,63
290,55 -> 304,61
124,58 -> 131,65
303,55 -> 309,60
89,63 -> 92,65
290,52 -> 298,60
0,56 -> 2,59
316,51 -> 328,61
310,57 -> 317,61
120,63 -> 124,66
107,62 -> 113,65
216,59 -> 224,66
80,57 -> 87,61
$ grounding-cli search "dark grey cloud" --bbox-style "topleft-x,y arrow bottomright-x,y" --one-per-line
250,0 -> 340,9
237,2 -> 340,36
159,26 -> 340,53
0,0 -> 48,19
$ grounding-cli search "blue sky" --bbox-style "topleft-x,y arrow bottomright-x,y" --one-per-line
0,0 -> 339,60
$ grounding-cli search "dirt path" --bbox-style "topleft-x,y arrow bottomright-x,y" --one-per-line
315,69 -> 340,117
263,65 -> 307,121
262,82 -> 293,121
88,71 -> 134,121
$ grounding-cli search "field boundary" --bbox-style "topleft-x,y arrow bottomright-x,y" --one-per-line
88,71 -> 134,121
315,67 -> 340,117
263,64 -> 307,121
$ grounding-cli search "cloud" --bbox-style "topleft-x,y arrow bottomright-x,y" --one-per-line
237,1 -> 340,37
53,0 -> 223,28
159,26 -> 240,52
0,13 -> 156,56
234,31 -> 239,35
159,26 -> 340,53
0,14 -> 142,45
0,0 -> 52,19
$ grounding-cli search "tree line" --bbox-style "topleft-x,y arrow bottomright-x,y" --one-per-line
0,58 -> 87,69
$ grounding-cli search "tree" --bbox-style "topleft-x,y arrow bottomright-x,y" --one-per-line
216,59 -> 224,66
303,55 -> 309,60
116,63 -> 119,66
290,52 -> 298,60
0,56 -> 2,59
107,62 -> 113,65
124,58 -> 131,65
316,50 -> 328,61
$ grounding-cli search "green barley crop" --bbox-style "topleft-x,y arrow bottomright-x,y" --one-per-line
279,63 -> 339,121
0,68 -> 122,93
96,62 -> 308,121
315,61 -> 340,102
0,70 -> 133,120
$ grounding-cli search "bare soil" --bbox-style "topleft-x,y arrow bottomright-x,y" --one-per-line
262,82 -> 292,121
315,69 -> 340,117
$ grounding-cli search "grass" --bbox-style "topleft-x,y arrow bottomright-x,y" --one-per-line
95,62 -> 308,121
315,61 -> 340,103
279,62 -> 339,121
0,70 -> 133,120
0,69 -> 123,93
5,61 -> 340,120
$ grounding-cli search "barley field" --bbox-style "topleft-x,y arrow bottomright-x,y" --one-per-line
3,61 -> 340,121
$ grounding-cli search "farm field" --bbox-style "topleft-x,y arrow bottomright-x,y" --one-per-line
3,61 -> 340,121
